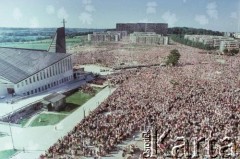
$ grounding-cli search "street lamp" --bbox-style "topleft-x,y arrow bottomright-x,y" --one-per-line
107,71 -> 111,94
83,108 -> 85,119
9,104 -> 15,150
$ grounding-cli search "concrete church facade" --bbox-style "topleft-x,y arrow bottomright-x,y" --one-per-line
0,48 -> 73,97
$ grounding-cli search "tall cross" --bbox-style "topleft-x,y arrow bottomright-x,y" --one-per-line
62,19 -> 67,28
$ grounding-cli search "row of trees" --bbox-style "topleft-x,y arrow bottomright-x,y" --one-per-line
0,28 -> 107,44
168,27 -> 224,36
0,36 -> 50,43
171,35 -> 216,50
66,32 -> 93,38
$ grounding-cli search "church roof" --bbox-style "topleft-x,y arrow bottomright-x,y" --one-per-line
0,47 -> 71,84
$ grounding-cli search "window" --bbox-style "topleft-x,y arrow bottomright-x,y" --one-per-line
35,89 -> 37,93
55,63 -> 57,75
52,65 -> 55,76
25,80 -> 28,85
64,59 -> 67,71
27,92 -> 30,95
63,59 -> 66,72
21,82 -> 24,86
67,58 -> 69,70
50,67 -> 52,77
61,61 -> 64,73
69,58 -> 71,70
42,86 -> 44,91
43,71 -> 46,79
47,69 -> 49,78
40,72 -> 42,80
62,61 -> 64,73
60,61 -> 62,73
57,63 -> 60,74
33,76 -> 35,82
30,78 -> 32,83
45,85 -> 47,90
48,84 -> 50,88
37,74 -> 39,81
31,90 -> 34,94
38,88 -> 41,92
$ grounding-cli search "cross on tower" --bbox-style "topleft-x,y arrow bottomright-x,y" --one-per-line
62,19 -> 67,28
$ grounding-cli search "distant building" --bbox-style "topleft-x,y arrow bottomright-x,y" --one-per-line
0,48 -> 73,96
184,35 -> 238,49
88,31 -> 127,42
233,32 -> 240,39
130,32 -> 169,45
116,23 -> 168,35
107,31 -> 128,39
220,40 -> 239,52
224,32 -> 233,37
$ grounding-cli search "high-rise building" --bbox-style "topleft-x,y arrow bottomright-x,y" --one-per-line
116,23 -> 168,35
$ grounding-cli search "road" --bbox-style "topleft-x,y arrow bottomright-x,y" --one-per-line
0,86 -> 116,159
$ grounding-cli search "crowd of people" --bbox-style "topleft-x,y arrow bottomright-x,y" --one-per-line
40,43 -> 240,158
1,103 -> 42,125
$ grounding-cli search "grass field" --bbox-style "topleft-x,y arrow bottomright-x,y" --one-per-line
63,87 -> 102,113
29,113 -> 67,127
19,118 -> 29,127
22,87 -> 103,127
66,91 -> 94,106
0,149 -> 18,159
0,36 -> 88,50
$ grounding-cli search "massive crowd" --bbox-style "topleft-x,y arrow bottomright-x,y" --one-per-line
71,42 -> 223,69
40,43 -> 240,158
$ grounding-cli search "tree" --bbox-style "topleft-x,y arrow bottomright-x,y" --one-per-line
168,27 -> 224,36
230,49 -> 239,55
223,48 -> 228,54
166,49 -> 181,66
224,48 -> 239,56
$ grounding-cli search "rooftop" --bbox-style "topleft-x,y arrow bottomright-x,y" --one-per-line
0,47 -> 71,84
43,93 -> 66,103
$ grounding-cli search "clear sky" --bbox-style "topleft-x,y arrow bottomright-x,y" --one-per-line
0,0 -> 239,32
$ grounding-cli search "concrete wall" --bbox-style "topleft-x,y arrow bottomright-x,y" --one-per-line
130,32 -> 169,45
184,35 -> 237,48
0,83 -> 14,96
107,31 -> 128,39
220,41 -> 239,52
88,31 -> 127,42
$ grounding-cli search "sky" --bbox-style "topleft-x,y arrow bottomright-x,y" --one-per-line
0,0 -> 239,32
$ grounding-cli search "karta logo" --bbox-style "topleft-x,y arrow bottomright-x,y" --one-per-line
142,127 -> 238,158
